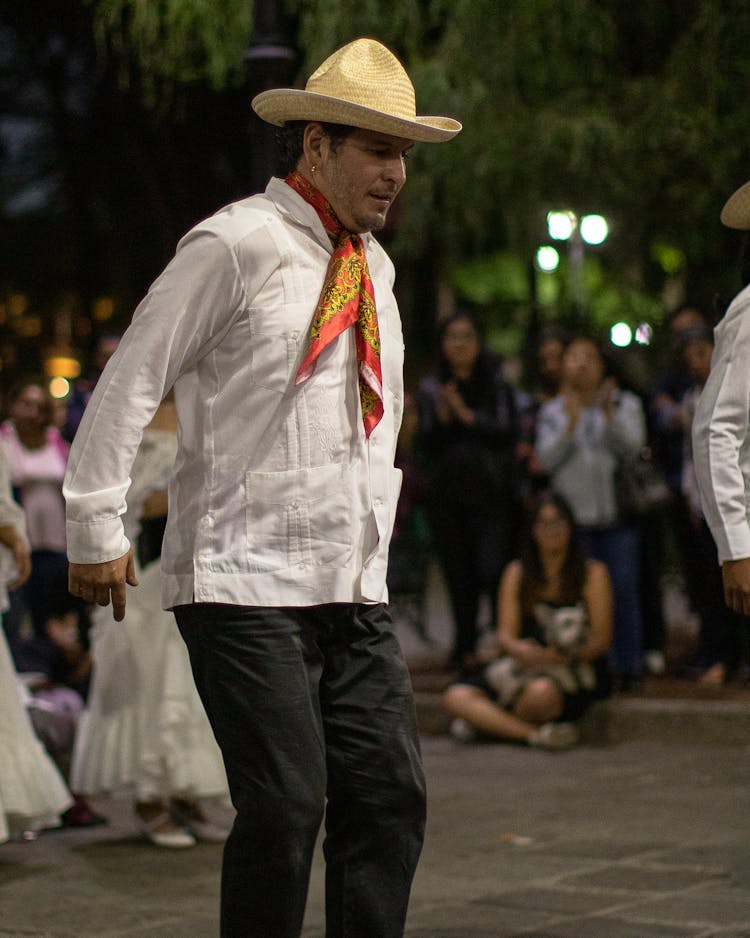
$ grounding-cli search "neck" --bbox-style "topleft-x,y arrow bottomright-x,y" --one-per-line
15,424 -> 46,448
576,387 -> 597,405
542,552 -> 565,578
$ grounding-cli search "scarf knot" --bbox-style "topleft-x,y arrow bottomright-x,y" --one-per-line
286,171 -> 383,438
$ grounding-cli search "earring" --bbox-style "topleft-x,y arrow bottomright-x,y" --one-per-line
310,164 -> 317,173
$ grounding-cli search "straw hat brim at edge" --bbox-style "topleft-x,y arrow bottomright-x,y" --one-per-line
721,179 -> 750,229
252,88 -> 462,143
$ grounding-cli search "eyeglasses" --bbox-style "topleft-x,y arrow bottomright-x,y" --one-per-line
443,330 -> 477,344
533,517 -> 569,530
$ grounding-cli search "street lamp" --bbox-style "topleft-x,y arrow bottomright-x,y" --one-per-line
546,210 -> 609,317
244,2 -> 297,194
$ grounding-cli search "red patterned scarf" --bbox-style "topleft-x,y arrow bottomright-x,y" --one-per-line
286,171 -> 383,438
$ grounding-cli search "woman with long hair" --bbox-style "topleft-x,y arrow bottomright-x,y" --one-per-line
443,491 -> 613,748
417,312 -> 520,668
535,335 -> 646,689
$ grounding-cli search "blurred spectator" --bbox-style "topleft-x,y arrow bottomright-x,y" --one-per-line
386,393 -> 431,643
647,304 -> 713,670
679,327 -> 749,683
535,335 -> 646,689
71,395 -> 229,848
21,579 -> 107,829
0,442 -> 73,842
517,324 -> 571,503
443,491 -> 612,748
0,381 -> 70,673
62,333 -> 121,443
417,312 -> 520,668
650,305 -> 711,494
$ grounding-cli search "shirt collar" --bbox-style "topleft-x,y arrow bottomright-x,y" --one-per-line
265,177 -> 374,253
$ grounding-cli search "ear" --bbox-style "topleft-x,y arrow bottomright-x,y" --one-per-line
302,122 -> 327,170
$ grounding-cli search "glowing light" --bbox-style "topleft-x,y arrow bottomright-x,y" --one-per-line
580,214 -> 609,245
535,246 -> 560,272
546,211 -> 577,241
93,297 -> 114,321
49,376 -> 70,399
635,323 -> 653,346
7,293 -> 28,317
610,322 -> 632,347
45,356 -> 81,379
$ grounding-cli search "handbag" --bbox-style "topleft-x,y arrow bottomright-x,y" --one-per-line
617,446 -> 672,519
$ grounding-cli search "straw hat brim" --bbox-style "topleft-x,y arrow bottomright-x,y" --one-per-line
721,179 -> 750,229
252,88 -> 461,142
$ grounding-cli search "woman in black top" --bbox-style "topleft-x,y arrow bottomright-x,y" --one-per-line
443,491 -> 613,748
417,312 -> 520,668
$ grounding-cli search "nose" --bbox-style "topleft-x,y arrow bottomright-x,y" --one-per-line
384,154 -> 406,188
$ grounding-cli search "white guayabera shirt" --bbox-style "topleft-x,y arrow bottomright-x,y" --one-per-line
692,283 -> 750,563
64,179 -> 405,610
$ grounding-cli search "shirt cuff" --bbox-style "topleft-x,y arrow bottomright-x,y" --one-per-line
716,521 -> 750,565
66,518 -> 131,565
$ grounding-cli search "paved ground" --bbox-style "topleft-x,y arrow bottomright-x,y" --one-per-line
2,736 -> 750,937
3,563 -> 750,936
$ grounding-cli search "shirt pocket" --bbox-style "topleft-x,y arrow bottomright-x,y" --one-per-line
247,302 -> 310,394
244,463 -> 353,573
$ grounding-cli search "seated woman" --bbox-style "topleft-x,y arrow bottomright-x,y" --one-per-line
443,491 -> 613,749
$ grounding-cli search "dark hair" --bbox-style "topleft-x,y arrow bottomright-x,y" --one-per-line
435,311 -> 501,387
275,121 -> 355,175
536,323 -> 571,350
5,379 -> 53,426
518,491 -> 587,613
666,303 -> 707,331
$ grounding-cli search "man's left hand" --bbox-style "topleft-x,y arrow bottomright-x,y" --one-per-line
722,557 -> 750,615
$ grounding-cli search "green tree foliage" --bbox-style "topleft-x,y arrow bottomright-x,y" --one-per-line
89,0 -> 253,105
6,0 -> 750,381
294,1 -> 749,303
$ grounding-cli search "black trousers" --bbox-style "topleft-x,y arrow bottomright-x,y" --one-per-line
175,602 -> 426,938
426,498 -> 515,662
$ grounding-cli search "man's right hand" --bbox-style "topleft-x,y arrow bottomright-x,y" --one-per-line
69,548 -> 138,622
721,557 -> 750,615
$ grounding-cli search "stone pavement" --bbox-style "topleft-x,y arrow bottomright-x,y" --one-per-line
2,736 -> 750,937
3,563 -> 750,936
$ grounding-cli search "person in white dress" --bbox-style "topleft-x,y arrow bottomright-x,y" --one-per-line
71,397 -> 229,847
0,447 -> 72,842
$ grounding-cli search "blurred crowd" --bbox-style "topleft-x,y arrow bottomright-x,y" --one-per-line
0,334 -> 229,845
2,303 -> 749,837
390,304 -> 750,720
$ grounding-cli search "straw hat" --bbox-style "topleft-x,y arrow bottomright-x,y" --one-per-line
252,38 -> 461,143
721,179 -> 750,229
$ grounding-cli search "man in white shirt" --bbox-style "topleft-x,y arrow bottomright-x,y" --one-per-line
693,178 -> 750,617
64,38 -> 460,937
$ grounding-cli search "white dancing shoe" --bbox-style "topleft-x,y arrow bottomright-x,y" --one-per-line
136,811 -> 196,849
170,799 -> 230,843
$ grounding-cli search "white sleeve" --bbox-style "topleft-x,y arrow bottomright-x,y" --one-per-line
692,299 -> 750,563
64,229 -> 246,564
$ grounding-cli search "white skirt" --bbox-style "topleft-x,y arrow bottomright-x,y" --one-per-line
71,561 -> 228,803
0,631 -> 72,842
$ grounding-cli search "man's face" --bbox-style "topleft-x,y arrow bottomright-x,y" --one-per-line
316,129 -> 413,233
